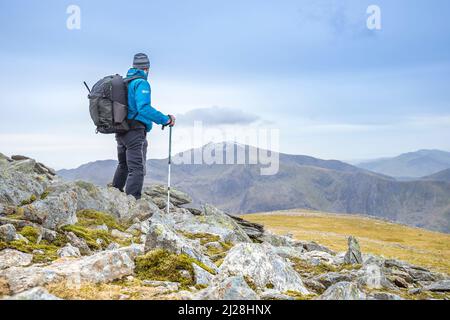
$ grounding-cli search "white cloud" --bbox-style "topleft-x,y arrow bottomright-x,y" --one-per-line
175,106 -> 260,126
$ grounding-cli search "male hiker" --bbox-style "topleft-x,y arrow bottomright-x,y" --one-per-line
112,53 -> 175,200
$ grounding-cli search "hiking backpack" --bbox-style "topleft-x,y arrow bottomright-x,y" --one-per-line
86,74 -> 142,134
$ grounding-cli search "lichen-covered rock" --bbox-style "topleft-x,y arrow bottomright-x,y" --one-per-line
143,185 -> 192,206
259,289 -> 295,300
66,232 -> 92,256
194,275 -> 259,300
0,249 -> 33,270
344,236 -> 363,265
298,241 -> 335,255
23,189 -> 78,230
0,158 -> 52,207
154,204 -> 251,244
367,292 -> 403,300
384,259 -> 443,283
53,181 -> 159,222
4,287 -> 62,300
0,245 -> 143,294
227,215 -> 265,241
0,224 -> 16,242
313,272 -> 354,288
423,280 -> 450,292
57,244 -> 81,258
318,282 -> 366,300
144,221 -> 217,271
300,250 -> 338,266
218,243 -> 309,294
111,229 -> 132,239
259,231 -> 294,247
193,263 -> 214,286
357,263 -> 393,290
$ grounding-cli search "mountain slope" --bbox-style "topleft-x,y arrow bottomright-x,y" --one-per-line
422,168 -> 450,182
58,143 -> 450,233
357,149 -> 450,178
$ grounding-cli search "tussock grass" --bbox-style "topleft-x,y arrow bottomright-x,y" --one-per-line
243,210 -> 450,274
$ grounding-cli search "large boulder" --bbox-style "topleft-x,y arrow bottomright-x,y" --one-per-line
0,157 -> 52,206
318,282 -> 366,300
60,181 -> 158,221
0,245 -> 143,294
357,263 -> 393,290
218,243 -> 310,294
0,249 -> 33,270
23,189 -> 78,230
154,205 -> 251,244
194,275 -> 259,300
144,221 -> 217,271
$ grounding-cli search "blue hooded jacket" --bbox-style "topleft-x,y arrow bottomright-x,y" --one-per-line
126,68 -> 169,132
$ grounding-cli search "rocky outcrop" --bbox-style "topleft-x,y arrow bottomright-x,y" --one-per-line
218,243 -> 309,294
0,153 -> 449,300
0,245 -> 143,294
144,221 -> 217,271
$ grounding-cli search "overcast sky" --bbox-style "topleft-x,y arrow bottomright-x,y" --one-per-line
1,0 -> 449,169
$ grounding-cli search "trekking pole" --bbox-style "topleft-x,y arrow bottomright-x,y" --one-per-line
166,126 -> 173,214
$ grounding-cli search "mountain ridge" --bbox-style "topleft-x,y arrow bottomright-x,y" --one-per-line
356,149 -> 450,178
57,143 -> 450,233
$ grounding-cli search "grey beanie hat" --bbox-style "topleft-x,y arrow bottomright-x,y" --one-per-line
133,53 -> 150,69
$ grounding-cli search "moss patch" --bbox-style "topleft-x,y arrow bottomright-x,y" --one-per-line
76,209 -> 130,232
0,239 -> 62,263
60,210 -> 135,250
19,226 -> 41,242
284,290 -> 317,300
5,206 -> 25,220
135,249 -> 196,288
181,232 -> 220,245
243,276 -> 257,291
61,224 -> 113,250
40,189 -> 50,200
20,194 -> 37,206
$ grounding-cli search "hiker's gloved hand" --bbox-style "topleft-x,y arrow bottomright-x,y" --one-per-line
166,114 -> 176,127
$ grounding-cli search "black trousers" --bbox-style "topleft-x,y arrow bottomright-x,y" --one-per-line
112,128 -> 148,199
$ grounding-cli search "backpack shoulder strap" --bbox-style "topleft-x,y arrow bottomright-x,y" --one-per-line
124,75 -> 146,121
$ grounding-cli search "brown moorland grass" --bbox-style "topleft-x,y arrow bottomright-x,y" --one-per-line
242,210 -> 450,274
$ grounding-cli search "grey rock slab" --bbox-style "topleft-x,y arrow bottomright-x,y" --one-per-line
0,249 -> 33,270
194,275 -> 259,300
218,243 -> 309,294
318,282 -> 366,300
